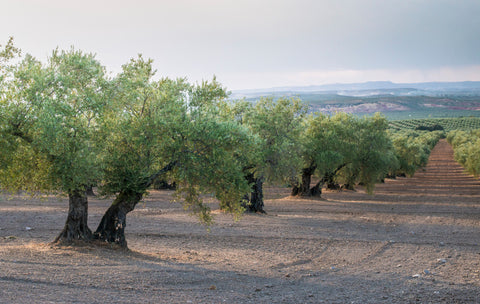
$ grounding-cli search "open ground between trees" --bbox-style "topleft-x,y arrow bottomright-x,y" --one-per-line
1,138 -> 479,303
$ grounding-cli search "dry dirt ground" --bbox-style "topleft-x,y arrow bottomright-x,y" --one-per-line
1,139 -> 480,303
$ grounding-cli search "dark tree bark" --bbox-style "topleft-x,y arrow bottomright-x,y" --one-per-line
54,189 -> 92,244
249,176 -> 265,213
323,171 -> 340,190
243,173 -> 266,213
94,161 -> 176,248
94,190 -> 143,247
310,179 -> 324,197
385,173 -> 397,179
292,163 -> 348,198
291,164 -> 317,197
152,179 -> 176,190
86,184 -> 96,196
342,183 -> 356,190
324,163 -> 348,190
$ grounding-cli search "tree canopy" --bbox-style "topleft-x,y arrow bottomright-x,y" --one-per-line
219,96 -> 307,212
0,39 -> 420,247
447,129 -> 480,177
1,46 -> 111,242
292,112 -> 395,196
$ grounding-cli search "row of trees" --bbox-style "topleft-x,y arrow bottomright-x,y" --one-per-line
447,130 -> 480,177
0,39 -> 438,247
389,130 -> 444,177
0,41 -> 256,246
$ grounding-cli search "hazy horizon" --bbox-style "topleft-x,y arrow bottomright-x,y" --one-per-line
231,80 -> 480,93
2,0 -> 479,90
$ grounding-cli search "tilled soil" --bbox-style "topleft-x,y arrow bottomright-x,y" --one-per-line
1,139 -> 480,303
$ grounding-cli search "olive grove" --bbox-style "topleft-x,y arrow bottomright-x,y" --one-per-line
1,39 -> 417,247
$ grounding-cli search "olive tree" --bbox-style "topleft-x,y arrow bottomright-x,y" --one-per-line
1,47 -> 109,243
293,112 -> 395,197
448,129 -> 480,177
94,56 -> 252,247
0,37 -> 22,176
292,112 -> 357,196
2,46 -> 254,247
389,130 -> 443,177
222,97 -> 307,213
337,113 -> 396,193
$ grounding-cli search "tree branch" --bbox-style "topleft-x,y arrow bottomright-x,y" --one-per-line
143,160 -> 177,189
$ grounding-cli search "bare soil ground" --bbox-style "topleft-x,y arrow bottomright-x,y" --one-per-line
1,139 -> 480,303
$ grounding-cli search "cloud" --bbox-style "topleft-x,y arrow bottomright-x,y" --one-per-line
2,0 -> 480,90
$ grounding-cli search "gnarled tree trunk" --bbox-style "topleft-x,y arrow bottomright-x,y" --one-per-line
249,176 -> 265,213
326,163 -> 348,190
94,161 -> 176,248
291,165 -> 317,197
292,163 -> 348,198
243,173 -> 266,213
94,190 -> 143,248
54,189 -> 92,244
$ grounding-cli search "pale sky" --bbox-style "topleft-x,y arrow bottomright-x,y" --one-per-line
1,0 -> 480,90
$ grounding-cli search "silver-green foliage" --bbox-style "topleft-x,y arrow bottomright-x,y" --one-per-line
389,130 -> 444,177
447,129 -> 480,177
1,46 -> 109,195
98,56 -> 253,224
300,112 -> 395,194
243,97 -> 307,183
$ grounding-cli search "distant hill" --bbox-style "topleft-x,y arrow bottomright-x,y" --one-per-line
231,81 -> 480,120
231,81 -> 480,99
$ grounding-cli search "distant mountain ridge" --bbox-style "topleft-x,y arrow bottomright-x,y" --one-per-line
231,81 -> 480,120
232,81 -> 480,98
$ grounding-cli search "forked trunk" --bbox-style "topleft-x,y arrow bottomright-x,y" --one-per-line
324,171 -> 341,190
94,191 -> 143,248
94,162 -> 176,248
328,163 -> 348,190
291,165 -> 317,197
54,189 -> 92,244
